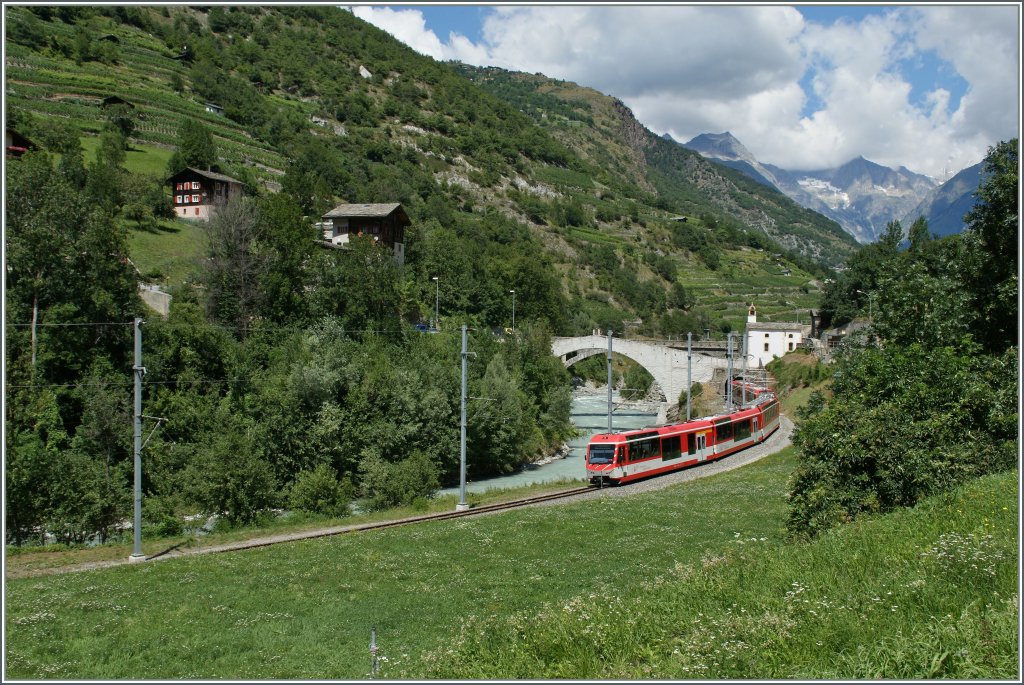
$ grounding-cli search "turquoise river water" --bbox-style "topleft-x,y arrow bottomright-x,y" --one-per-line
438,390 -> 659,496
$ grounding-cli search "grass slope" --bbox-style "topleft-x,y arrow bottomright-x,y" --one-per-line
4,448 -> 1016,679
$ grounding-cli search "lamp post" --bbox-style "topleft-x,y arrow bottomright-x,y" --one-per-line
509,289 -> 515,333
856,289 -> 873,325
432,276 -> 439,329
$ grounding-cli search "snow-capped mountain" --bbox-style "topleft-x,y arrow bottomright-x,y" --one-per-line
675,132 -> 946,243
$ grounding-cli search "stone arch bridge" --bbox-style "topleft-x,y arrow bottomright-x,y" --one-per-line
551,334 -> 739,407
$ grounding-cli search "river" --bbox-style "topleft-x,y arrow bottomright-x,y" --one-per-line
437,389 -> 659,496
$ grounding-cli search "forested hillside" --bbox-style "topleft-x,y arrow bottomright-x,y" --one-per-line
454,65 -> 859,269
5,5 -> 848,334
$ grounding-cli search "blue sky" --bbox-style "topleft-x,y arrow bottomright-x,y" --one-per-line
351,4 -> 1020,177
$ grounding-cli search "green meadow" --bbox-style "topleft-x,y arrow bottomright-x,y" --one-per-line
4,448 -> 1016,679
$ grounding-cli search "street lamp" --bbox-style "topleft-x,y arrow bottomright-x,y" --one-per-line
856,289 -> 873,325
509,289 -> 515,333
432,276 -> 439,329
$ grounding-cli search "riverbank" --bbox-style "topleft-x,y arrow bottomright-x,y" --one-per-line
438,389 -> 660,496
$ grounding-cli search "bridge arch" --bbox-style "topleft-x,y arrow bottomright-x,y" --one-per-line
551,335 -> 731,409
559,346 -> 668,402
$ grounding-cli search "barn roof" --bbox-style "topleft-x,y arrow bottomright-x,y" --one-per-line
323,203 -> 410,224
747,322 -> 806,332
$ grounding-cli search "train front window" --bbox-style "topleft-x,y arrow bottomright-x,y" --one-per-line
588,446 -> 615,464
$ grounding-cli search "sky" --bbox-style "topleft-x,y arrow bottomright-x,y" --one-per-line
345,2 -> 1021,180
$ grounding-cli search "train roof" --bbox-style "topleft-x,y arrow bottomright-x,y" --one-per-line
588,392 -> 778,443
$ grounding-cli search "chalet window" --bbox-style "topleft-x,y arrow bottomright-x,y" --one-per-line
764,343 -> 769,351
192,181 -> 200,190
192,194 -> 200,203
175,183 -> 182,191
176,195 -> 182,204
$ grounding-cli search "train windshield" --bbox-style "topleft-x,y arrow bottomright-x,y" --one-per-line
588,445 -> 615,465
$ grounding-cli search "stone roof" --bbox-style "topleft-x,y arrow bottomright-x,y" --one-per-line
323,203 -> 409,223
746,321 -> 806,332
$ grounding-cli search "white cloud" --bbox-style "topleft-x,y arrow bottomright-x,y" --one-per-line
353,4 -> 1019,178
349,6 -> 488,63
908,6 -> 1020,148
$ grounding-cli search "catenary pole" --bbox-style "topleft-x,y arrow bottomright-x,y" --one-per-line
130,318 -> 145,562
606,330 -> 613,432
686,332 -> 692,421
741,329 -> 748,405
726,332 -> 733,409
457,325 -> 469,511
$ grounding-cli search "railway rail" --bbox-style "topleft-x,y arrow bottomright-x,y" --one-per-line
7,485 -> 600,578
194,484 -> 600,556
11,415 -> 791,579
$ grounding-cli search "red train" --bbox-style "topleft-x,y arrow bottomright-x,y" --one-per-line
585,391 -> 781,485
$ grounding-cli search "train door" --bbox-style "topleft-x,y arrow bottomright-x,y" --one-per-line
696,433 -> 707,462
753,416 -> 761,440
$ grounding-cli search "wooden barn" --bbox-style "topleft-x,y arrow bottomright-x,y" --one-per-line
320,202 -> 411,264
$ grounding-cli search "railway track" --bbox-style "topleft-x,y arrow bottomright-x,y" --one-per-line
7,485 -> 601,578
9,417 -> 793,579
190,484 -> 600,556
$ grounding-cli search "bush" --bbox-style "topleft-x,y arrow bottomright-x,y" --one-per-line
787,342 -> 1017,538
142,496 -> 184,538
677,382 -> 710,419
187,409 -> 279,524
288,463 -> 353,518
358,450 -> 440,512
622,362 -> 653,400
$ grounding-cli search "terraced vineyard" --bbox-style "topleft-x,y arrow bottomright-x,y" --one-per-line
4,14 -> 286,188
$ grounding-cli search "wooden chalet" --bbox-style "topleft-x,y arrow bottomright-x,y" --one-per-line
101,95 -> 133,109
5,129 -> 37,157
167,167 -> 244,221
320,202 -> 411,264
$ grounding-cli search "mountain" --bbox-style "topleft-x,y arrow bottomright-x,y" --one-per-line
456,66 -> 858,269
678,133 -> 942,244
4,4 -> 855,337
900,161 -> 982,237
670,131 -> 781,191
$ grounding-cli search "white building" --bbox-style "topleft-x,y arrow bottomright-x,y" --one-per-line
744,305 -> 807,368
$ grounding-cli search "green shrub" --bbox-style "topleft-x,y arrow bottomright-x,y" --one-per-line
142,496 -> 184,538
787,342 -> 1017,538
621,362 -> 653,400
288,463 -> 353,518
358,450 -> 440,512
